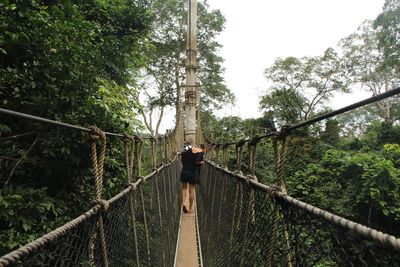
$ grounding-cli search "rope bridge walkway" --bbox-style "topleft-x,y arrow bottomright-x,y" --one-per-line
1,87 -> 400,266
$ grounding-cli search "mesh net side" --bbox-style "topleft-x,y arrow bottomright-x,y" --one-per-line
0,160 -> 181,267
197,163 -> 400,267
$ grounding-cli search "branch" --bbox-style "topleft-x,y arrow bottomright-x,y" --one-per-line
0,131 -> 37,141
155,106 -> 165,137
5,137 -> 39,186
140,108 -> 153,135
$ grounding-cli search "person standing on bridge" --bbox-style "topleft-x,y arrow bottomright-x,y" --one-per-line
179,140 -> 204,213
189,144 -> 204,213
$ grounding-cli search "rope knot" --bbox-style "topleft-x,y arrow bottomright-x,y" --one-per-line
123,133 -> 134,142
236,139 -> 246,148
233,170 -> 243,176
134,135 -> 142,143
128,182 -> 137,190
278,124 -> 291,138
96,199 -> 110,212
137,175 -> 145,182
89,126 -> 106,141
248,135 -> 260,146
247,174 -> 258,182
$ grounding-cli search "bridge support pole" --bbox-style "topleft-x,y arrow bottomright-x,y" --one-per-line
184,0 -> 197,144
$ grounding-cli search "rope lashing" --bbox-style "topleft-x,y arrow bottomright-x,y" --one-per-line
95,199 -> 110,212
89,126 -> 107,200
134,135 -> 142,177
123,134 -> 140,266
158,136 -> 164,164
235,139 -> 246,172
272,125 -> 290,193
215,144 -> 220,164
124,134 -> 135,183
133,135 -> 150,264
164,137 -> 169,163
151,137 -> 157,169
222,144 -> 229,167
89,126 -> 109,267
248,135 -> 259,180
271,125 -> 293,267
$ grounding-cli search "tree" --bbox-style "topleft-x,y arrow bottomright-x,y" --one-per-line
288,149 -> 400,234
0,0 -> 152,253
320,120 -> 340,146
374,0 -> 400,73
260,48 -> 348,126
335,106 -> 380,137
340,20 -> 400,121
139,0 -> 234,137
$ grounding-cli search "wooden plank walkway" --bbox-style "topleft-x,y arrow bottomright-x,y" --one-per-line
175,195 -> 201,267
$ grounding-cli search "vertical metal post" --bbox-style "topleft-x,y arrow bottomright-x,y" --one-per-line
185,0 -> 197,144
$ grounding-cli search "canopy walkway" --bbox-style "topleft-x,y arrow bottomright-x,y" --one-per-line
1,88 -> 400,266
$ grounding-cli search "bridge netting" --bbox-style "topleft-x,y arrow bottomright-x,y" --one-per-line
0,160 -> 181,267
197,162 -> 400,266
1,88 -> 400,266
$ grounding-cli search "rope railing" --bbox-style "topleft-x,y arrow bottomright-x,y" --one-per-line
0,107 -> 185,266
198,87 -> 400,266
197,161 -> 400,266
0,160 -> 181,267
203,86 -> 400,147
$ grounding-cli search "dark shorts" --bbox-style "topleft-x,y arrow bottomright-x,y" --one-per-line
180,169 -> 199,184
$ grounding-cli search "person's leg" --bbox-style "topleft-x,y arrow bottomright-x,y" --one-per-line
182,182 -> 189,213
188,183 -> 196,213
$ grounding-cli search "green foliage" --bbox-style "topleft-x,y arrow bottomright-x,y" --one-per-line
288,149 -> 400,234
0,0 -> 151,254
360,121 -> 400,150
0,186 -> 69,254
320,120 -> 340,146
374,0 -> 400,72
382,143 -> 400,167
139,0 -> 234,136
340,20 -> 400,122
261,48 -> 348,126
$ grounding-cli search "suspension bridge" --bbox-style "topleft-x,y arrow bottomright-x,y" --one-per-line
1,0 -> 400,265
0,87 -> 400,266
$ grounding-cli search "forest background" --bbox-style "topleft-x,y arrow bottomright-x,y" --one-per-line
0,0 -> 400,255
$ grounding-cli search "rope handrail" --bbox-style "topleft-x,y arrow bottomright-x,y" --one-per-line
198,160 -> 400,266
0,157 -> 181,267
206,160 -> 400,251
203,86 -> 400,147
0,108 -> 174,139
0,205 -> 102,266
0,100 -> 184,266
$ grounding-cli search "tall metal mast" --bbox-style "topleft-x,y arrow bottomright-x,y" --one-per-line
184,0 -> 197,144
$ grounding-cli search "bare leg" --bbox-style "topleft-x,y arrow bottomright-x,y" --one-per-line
182,183 -> 189,213
188,184 -> 196,213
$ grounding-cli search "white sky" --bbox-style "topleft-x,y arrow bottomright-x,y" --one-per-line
207,0 -> 385,118
158,0 -> 386,132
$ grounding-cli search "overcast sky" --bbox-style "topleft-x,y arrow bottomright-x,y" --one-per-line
158,0 -> 386,132
207,0 -> 386,118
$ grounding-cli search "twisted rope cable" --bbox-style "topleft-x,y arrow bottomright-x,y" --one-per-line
89,126 -> 109,267
134,137 -> 150,264
271,129 -> 293,267
235,141 -> 244,172
222,145 -> 228,167
151,137 -> 157,169
248,138 -> 258,223
158,137 -> 164,165
123,134 -> 140,266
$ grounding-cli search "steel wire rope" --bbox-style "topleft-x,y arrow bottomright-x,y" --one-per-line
201,86 -> 400,148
